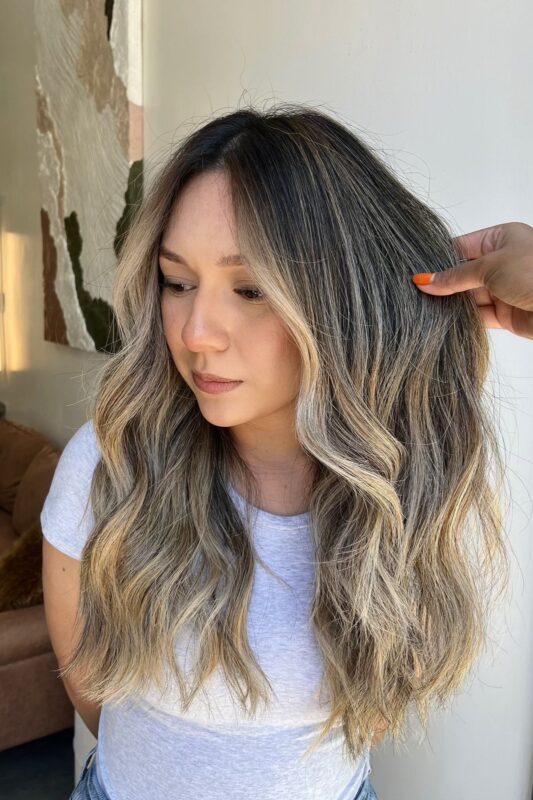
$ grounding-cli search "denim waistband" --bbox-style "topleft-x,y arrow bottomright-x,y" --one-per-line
72,745 -> 378,800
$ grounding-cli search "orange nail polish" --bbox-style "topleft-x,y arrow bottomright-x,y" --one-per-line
411,273 -> 434,285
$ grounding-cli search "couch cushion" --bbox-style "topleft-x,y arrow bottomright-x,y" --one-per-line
0,420 -> 53,516
12,443 -> 60,536
0,520 -> 44,613
0,603 -> 52,665
0,509 -> 16,560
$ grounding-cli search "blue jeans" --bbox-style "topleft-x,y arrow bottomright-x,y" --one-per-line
353,774 -> 379,799
69,743 -> 378,799
69,745 -> 111,800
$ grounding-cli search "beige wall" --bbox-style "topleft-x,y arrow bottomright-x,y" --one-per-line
1,1 -> 532,797
0,4 -> 107,446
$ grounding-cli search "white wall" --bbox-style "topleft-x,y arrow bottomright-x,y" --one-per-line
146,5 -> 533,795
1,1 -> 532,797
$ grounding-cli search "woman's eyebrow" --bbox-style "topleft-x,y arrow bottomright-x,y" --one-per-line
158,245 -> 249,268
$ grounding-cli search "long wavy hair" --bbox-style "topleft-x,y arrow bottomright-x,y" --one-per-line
60,102 -> 511,764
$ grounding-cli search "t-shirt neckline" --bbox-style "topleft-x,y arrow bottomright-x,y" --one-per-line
227,482 -> 310,529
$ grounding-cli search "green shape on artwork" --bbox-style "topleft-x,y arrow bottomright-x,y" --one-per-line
115,159 -> 144,260
64,211 -> 123,355
64,159 -> 144,355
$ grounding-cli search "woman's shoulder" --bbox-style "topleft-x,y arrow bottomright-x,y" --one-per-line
70,418 -> 99,453
40,419 -> 101,560
56,419 -> 101,469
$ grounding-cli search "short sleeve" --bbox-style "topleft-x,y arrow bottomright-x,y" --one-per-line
40,419 -> 101,560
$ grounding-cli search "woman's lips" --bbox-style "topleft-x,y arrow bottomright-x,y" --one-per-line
192,373 -> 243,394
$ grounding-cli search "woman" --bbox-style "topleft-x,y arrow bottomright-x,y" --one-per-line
42,103 -> 512,800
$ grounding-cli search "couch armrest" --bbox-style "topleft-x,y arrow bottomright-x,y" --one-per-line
0,604 -> 54,665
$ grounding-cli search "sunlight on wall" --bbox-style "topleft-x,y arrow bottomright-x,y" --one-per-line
1,230 -> 30,374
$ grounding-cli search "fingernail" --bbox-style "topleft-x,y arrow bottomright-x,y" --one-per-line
411,272 -> 435,285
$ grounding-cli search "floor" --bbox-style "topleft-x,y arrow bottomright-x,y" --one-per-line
0,727 -> 76,800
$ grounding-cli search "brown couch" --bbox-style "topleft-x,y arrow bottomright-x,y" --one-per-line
0,418 -> 74,751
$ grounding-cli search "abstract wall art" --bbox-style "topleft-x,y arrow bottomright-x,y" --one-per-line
34,0 -> 143,353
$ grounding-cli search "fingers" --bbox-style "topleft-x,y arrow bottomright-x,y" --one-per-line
452,224 -> 503,260
469,286 -> 493,306
412,255 -> 490,294
477,305 -> 503,329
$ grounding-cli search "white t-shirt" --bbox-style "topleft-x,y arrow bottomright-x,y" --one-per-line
41,420 -> 371,799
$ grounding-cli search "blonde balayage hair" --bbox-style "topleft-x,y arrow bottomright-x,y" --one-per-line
60,102 -> 511,764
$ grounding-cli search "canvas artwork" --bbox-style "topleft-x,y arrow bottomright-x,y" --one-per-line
34,0 -> 143,354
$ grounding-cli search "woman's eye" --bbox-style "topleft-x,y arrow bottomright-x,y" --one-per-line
159,279 -> 264,303
158,280 -> 190,296
237,287 -> 264,302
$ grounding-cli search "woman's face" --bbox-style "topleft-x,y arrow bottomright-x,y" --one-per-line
158,170 -> 302,456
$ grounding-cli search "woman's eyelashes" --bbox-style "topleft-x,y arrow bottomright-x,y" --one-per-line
159,278 -> 265,303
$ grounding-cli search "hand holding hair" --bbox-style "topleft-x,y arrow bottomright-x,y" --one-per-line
411,221 -> 533,340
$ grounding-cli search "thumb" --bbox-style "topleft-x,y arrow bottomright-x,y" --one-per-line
411,258 -> 487,295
